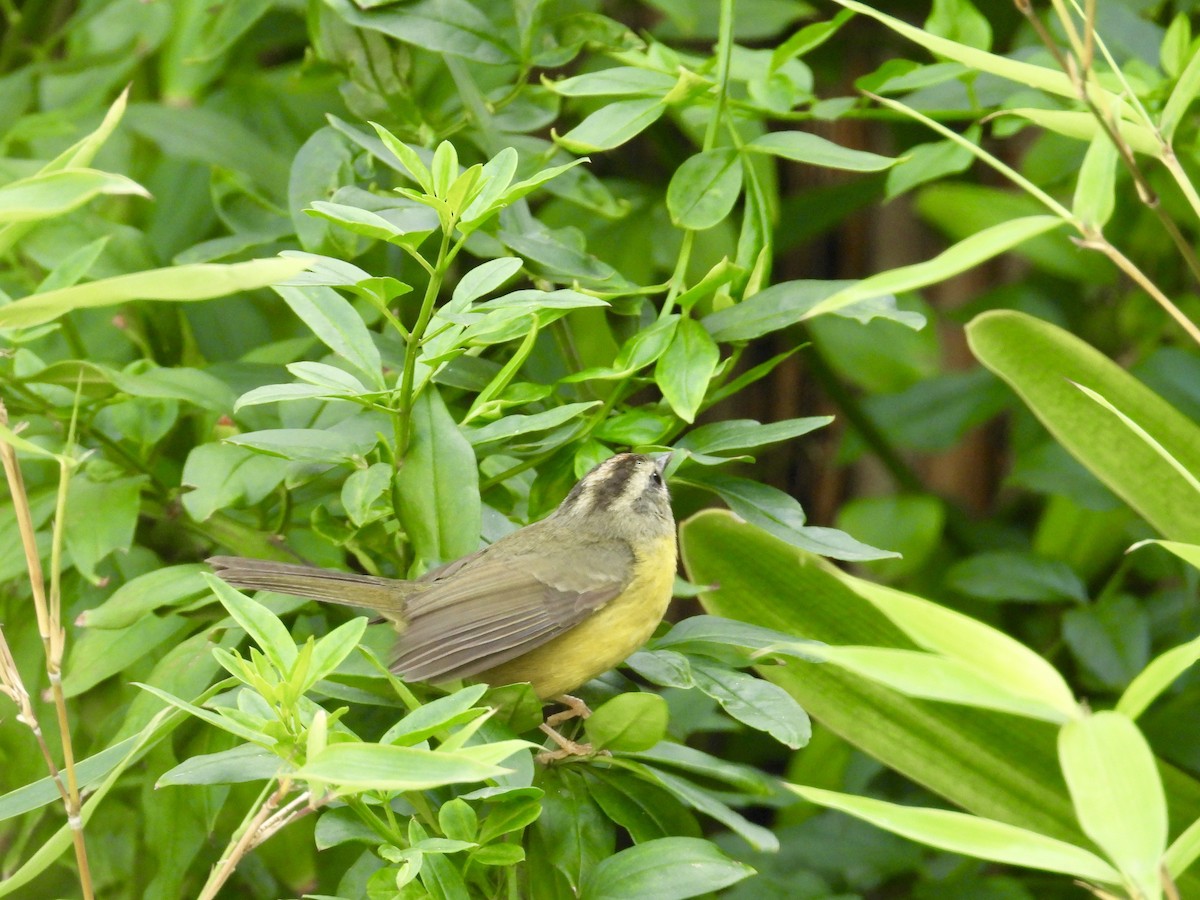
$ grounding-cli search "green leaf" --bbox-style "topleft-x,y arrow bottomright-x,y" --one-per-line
745,131 -> 896,171
652,615 -> 821,659
945,551 -> 1087,603
584,693 -> 669,752
666,148 -> 743,230
77,564 -> 211,629
206,575 -> 298,672
548,67 -> 677,97
1073,380 -> 1200,495
885,134 -> 977,199
636,765 -> 776,851
689,661 -> 811,748
655,318 -> 719,423
452,257 -> 523,306
438,798 -> 478,842
789,785 -> 1120,884
382,684 -> 490,746
686,470 -> 897,561
306,200 -> 407,243
997,108 -> 1160,157
534,768 -> 615,891
0,257 -> 309,329
583,769 -> 700,843
157,743 -> 282,786
477,794 -> 543,844
180,443 -> 289,521
676,417 -> 831,456
133,683 -> 270,746
702,279 -> 922,343
803,644 -> 1072,722
1072,132 -> 1118,229
555,98 -> 665,153
771,9 -> 855,68
0,168 -> 149,224
845,573 -> 1078,719
226,428 -> 376,464
967,310 -> 1200,543
308,617 -> 369,688
1059,712 -> 1167,897
678,511 -> 1133,848
1162,40 -> 1200,141
325,0 -> 514,64
1129,539 -> 1200,570
833,0 -> 1091,104
924,0 -> 991,51
293,742 -> 514,792
62,614 -> 191,698
1118,632 -> 1200,720
396,385 -> 482,564
625,650 -> 693,689
341,463 -> 393,527
461,402 -> 599,447
579,836 -> 754,900
804,216 -> 1065,321
64,473 -> 145,582
1062,595 -> 1149,691
276,285 -> 384,389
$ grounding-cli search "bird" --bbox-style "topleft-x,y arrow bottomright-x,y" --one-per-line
208,452 -> 676,751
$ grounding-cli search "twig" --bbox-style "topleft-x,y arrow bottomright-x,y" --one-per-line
0,399 -> 94,899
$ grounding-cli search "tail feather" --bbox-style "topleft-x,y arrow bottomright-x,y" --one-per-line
207,556 -> 407,619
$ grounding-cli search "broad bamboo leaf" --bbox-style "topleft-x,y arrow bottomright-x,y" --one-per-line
1059,712 -> 1167,898
967,311 -> 1200,543
790,785 -> 1121,884
0,257 -> 309,329
678,509 -> 1200,894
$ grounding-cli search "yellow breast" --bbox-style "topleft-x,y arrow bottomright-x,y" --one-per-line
480,532 -> 677,698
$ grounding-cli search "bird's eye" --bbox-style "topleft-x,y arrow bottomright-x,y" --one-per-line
650,471 -> 663,486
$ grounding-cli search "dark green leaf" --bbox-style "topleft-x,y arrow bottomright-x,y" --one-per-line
583,769 -> 700,843
946,551 -> 1087,603
746,132 -> 896,171
689,661 -> 811,749
157,743 -> 282,786
677,417 -> 831,456
396,385 -> 482,564
655,318 -> 719,423
667,148 -> 743,230
276,285 -> 384,389
64,473 -> 145,581
556,98 -> 665,153
579,837 -> 754,900
324,0 -> 514,63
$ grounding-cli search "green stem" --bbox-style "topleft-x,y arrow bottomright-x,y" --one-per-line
395,228 -> 453,458
345,795 -> 404,846
661,0 -> 735,316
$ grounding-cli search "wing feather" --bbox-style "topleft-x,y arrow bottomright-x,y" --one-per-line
392,540 -> 633,681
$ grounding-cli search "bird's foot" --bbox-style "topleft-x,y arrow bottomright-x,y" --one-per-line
544,693 -> 592,727
536,721 -> 609,764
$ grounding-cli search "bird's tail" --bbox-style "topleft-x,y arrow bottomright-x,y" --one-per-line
207,556 -> 407,620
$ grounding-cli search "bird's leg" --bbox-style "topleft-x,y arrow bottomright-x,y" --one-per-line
544,693 -> 592,727
536,695 -> 603,764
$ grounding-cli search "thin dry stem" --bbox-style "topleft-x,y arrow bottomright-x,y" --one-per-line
197,781 -> 319,900
1016,1 -> 1200,339
1077,236 -> 1200,344
0,399 -> 94,900
1164,864 -> 1180,900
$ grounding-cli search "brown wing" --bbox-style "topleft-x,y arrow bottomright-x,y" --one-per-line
392,539 -> 634,682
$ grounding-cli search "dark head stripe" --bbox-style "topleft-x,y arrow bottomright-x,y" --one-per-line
588,453 -> 642,510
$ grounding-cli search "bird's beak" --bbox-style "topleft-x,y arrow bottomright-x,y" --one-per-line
654,451 -> 673,476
